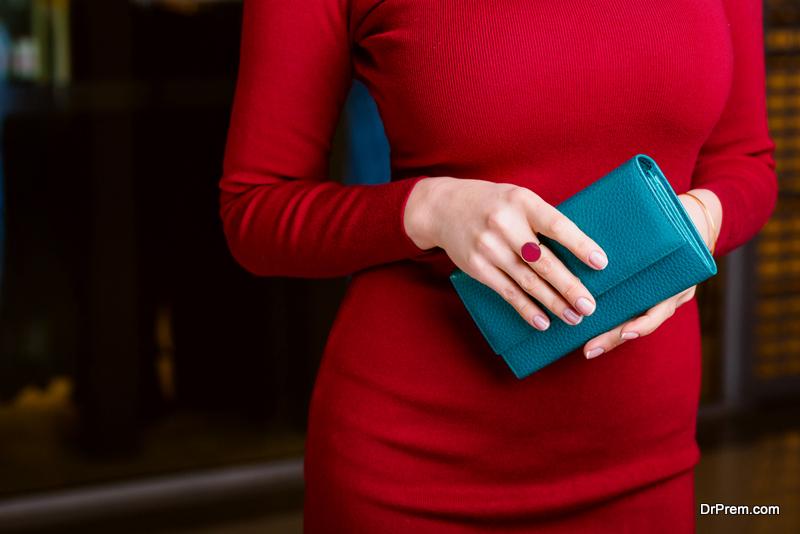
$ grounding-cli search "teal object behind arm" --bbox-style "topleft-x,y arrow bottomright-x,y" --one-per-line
449,155 -> 717,379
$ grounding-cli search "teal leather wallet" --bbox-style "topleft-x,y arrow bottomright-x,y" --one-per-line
449,155 -> 717,379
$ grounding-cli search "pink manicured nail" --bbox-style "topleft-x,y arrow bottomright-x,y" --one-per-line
521,242 -> 541,263
533,316 -> 549,330
586,348 -> 604,359
575,297 -> 595,316
621,332 -> 639,340
589,251 -> 608,269
563,308 -> 581,325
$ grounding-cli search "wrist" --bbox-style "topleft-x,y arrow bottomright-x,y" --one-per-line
679,194 -> 711,251
404,176 -> 447,251
679,189 -> 722,255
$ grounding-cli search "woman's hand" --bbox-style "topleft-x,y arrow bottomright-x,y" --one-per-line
582,189 -> 722,359
404,177 -> 610,330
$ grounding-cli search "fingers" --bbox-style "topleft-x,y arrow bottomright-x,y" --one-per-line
485,216 -> 596,324
520,242 -> 595,320
521,195 -> 609,271
470,187 -> 611,329
583,290 -> 693,359
617,287 -> 695,340
580,303 -> 664,359
490,240 -> 585,326
467,254 -> 552,331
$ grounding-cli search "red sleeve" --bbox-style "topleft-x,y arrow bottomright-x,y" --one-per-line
690,0 -> 778,258
219,0 -> 434,278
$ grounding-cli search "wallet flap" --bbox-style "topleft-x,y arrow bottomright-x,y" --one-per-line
537,154 -> 684,303
450,268 -> 535,355
449,155 -> 686,356
501,239 -> 716,378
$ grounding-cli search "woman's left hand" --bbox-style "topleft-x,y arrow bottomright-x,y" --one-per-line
582,285 -> 697,359
582,189 -> 721,360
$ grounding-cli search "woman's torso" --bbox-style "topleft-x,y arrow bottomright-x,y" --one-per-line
305,0 -> 730,524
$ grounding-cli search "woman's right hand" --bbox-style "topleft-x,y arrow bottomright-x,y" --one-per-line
404,176 -> 609,331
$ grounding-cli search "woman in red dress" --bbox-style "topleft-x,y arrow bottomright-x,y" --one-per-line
219,0 -> 777,531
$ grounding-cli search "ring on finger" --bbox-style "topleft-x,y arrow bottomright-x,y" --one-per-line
521,241 -> 542,263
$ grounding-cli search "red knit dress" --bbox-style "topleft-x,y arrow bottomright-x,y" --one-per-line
219,0 -> 777,531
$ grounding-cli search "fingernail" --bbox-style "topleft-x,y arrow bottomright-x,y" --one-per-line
533,315 -> 549,330
586,348 -> 604,359
621,332 -> 639,340
563,307 -> 581,325
575,297 -> 595,316
589,251 -> 608,270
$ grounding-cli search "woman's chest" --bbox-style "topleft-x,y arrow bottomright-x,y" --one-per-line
351,0 -> 734,177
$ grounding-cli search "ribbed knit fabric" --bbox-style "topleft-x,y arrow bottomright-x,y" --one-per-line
219,0 -> 777,532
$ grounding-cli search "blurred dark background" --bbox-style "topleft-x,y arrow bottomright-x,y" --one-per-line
0,1 -> 797,533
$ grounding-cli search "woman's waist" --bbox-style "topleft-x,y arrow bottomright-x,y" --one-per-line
320,261 -> 702,463
339,258 -> 702,383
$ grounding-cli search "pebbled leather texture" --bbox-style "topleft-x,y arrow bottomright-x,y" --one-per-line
449,155 -> 717,379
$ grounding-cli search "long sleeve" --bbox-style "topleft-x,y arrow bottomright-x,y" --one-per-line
219,0 -> 434,278
690,0 -> 778,258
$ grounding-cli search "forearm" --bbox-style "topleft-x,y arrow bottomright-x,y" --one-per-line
221,175 -> 438,278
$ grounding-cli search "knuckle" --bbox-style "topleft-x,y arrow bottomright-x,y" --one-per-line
501,284 -> 520,302
548,213 -> 570,234
549,294 -> 563,313
576,238 -> 593,258
465,252 -> 485,272
562,278 -> 583,300
518,272 -> 540,293
505,186 -> 529,205
535,256 -> 555,275
486,211 -> 511,234
525,195 -> 544,214
517,299 -> 536,321
474,232 -> 494,254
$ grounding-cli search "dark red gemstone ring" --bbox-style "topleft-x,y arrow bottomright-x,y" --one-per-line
521,242 -> 542,263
